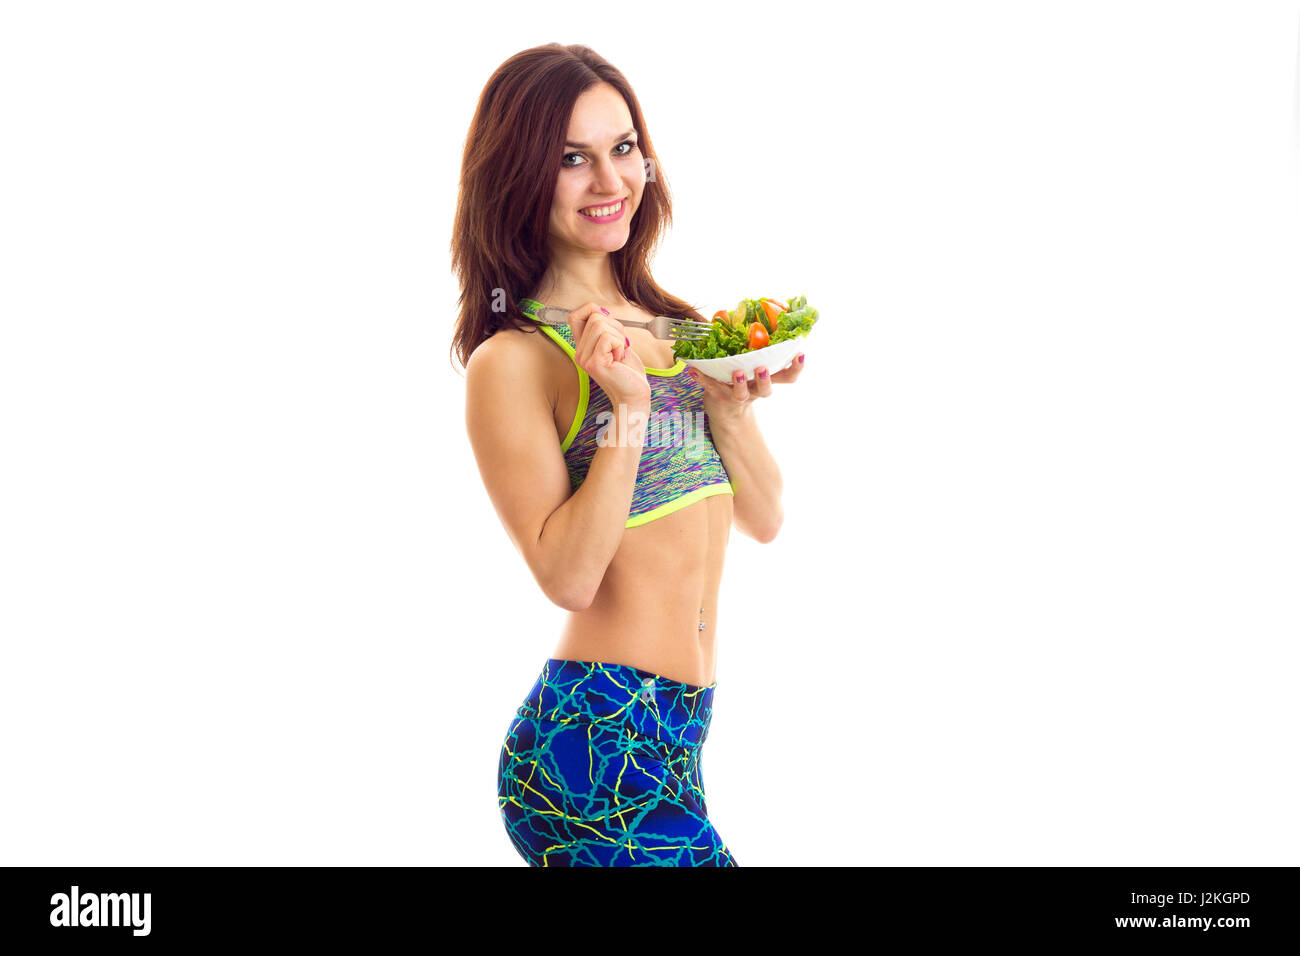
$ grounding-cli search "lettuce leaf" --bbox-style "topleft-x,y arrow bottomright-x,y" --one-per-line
672,295 -> 818,360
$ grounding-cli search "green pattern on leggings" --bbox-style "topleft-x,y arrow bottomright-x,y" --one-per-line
497,658 -> 737,867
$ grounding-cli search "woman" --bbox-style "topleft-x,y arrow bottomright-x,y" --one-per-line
452,44 -> 806,867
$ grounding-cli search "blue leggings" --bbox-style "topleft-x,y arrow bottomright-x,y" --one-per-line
497,658 -> 737,867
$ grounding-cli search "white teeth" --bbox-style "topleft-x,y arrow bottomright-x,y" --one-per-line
580,200 -> 623,217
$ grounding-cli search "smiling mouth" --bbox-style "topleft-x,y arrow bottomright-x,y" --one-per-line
578,198 -> 627,219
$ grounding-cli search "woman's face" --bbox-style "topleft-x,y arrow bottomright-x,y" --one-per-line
548,83 -> 645,255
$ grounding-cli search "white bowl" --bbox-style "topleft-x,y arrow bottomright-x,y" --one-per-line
681,326 -> 813,384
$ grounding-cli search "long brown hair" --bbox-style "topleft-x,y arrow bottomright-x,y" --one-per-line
448,43 -> 705,373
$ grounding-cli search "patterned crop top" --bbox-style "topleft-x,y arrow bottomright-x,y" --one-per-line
518,297 -> 734,528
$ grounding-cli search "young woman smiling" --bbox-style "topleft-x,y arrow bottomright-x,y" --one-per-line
451,43 -> 806,867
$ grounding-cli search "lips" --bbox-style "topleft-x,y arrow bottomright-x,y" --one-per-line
578,197 -> 627,218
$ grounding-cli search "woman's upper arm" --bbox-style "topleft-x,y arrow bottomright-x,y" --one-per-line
464,334 -> 574,579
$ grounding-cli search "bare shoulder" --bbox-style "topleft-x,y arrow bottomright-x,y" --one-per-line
468,326 -> 546,381
465,325 -> 559,412
468,325 -> 538,366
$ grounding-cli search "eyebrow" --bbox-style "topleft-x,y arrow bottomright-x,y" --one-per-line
564,129 -> 637,149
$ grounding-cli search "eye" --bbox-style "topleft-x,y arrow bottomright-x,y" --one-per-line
562,140 -> 638,168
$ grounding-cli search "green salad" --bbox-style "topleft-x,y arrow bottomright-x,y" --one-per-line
671,295 -> 818,360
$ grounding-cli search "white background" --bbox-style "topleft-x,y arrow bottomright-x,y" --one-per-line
2,0 -> 1297,866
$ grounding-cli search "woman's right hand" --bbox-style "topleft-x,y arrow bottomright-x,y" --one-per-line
566,303 -> 651,409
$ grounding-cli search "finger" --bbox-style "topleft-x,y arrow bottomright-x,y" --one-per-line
587,330 -> 613,372
752,366 -> 774,397
587,313 -> 621,365
729,369 -> 750,402
600,315 -> 627,363
769,352 -> 806,383
572,305 -> 606,367
578,316 -> 614,369
571,321 -> 588,367
573,319 -> 593,369
568,305 -> 601,355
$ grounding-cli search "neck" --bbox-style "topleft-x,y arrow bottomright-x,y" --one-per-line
531,249 -> 626,308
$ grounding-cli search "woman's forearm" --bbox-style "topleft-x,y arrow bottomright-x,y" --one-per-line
536,402 -> 649,610
709,408 -> 784,543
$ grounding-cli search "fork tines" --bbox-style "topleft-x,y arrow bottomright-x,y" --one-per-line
668,319 -> 713,340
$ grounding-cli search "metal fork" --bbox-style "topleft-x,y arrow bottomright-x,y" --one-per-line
531,306 -> 713,341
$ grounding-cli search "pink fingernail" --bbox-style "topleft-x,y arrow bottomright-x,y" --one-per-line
600,307 -> 610,315
799,354 -> 806,364
758,368 -> 768,378
625,336 -> 630,347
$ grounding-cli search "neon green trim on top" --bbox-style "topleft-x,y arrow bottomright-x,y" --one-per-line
519,294 -> 734,528
534,324 -> 588,453
624,482 -> 734,528
517,295 -> 685,375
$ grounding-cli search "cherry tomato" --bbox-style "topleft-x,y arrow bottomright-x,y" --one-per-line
759,299 -> 785,334
748,322 -> 770,351
713,309 -> 730,325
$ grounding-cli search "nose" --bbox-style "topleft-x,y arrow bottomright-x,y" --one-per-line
589,155 -> 624,196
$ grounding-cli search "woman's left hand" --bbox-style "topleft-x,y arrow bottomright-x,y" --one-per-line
686,352 -> 807,425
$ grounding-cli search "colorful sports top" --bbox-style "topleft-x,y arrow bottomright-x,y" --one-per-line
519,297 -> 734,528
